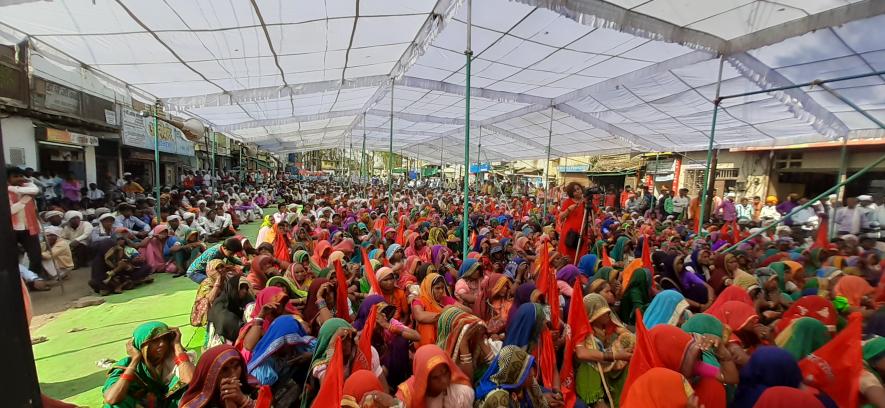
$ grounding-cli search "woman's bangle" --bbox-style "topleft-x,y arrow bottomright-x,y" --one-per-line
174,353 -> 189,366
603,351 -> 613,362
119,373 -> 135,382
316,299 -> 327,309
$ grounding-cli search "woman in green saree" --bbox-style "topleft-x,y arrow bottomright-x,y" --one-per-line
102,321 -> 195,407
617,264 -> 651,326
575,294 -> 633,407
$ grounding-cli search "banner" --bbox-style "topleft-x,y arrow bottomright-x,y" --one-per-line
672,158 -> 682,191
121,108 -> 194,156
469,163 -> 490,173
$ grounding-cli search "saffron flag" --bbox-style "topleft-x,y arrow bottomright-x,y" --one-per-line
332,260 -> 351,321
361,249 -> 381,295
799,312 -> 863,408
352,305 -> 378,372
310,336 -> 345,408
560,280 -> 591,408
601,246 -> 613,267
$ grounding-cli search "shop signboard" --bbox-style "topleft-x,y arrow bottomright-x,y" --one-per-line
121,107 -> 194,156
557,165 -> 588,173
469,163 -> 490,174
43,81 -> 80,114
45,128 -> 99,146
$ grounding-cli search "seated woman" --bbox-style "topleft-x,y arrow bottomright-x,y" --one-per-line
621,367 -> 697,408
173,229 -> 205,276
179,345 -> 269,408
246,255 -> 281,292
246,315 -> 315,406
375,267 -> 411,326
436,307 -> 494,383
191,260 -> 230,328
284,262 -> 311,299
475,345 -> 551,408
575,294 -> 633,406
236,287 -> 289,361
474,272 -> 513,336
355,295 -> 420,389
454,259 -> 483,310
102,322 -> 195,408
207,273 -> 253,347
412,273 -> 464,346
304,318 -> 386,407
341,370 -> 400,408
138,224 -> 181,274
642,290 -> 692,329
97,235 -> 153,295
396,344 -> 474,408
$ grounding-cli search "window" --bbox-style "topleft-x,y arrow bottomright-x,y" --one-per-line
775,152 -> 802,169
717,168 -> 739,179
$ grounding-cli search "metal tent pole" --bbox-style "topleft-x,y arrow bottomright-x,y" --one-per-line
152,104 -> 161,217
697,56 -> 725,234
361,113 -> 367,187
388,80 -> 394,218
542,105 -> 554,221
476,126 -> 482,188
832,136 -> 848,240
210,130 -> 216,189
462,0 -> 472,262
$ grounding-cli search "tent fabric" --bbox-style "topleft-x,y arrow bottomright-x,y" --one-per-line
0,0 -> 882,162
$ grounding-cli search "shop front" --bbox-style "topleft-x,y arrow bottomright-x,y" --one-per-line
35,127 -> 97,183
120,107 -> 195,188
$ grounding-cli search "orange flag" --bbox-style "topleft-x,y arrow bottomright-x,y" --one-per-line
601,246 -> 612,267
469,231 -> 477,248
620,310 -> 652,406
332,260 -> 351,321
560,280 -> 591,408
641,235 -> 652,270
812,215 -> 830,249
731,220 -> 740,244
361,249 -> 381,295
535,328 -> 557,389
254,386 -> 272,408
395,222 -> 406,246
536,242 -> 551,292
799,312 -> 863,408
353,304 -> 378,372
311,336 -> 344,407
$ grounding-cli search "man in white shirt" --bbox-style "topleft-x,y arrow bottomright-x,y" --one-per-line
859,195 -> 879,231
836,197 -> 863,235
61,210 -> 93,267
671,188 -> 690,219
86,182 -> 105,207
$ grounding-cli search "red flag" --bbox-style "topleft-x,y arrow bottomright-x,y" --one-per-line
332,260 -> 351,321
731,220 -> 740,245
620,310 -> 653,406
535,328 -> 557,389
469,231 -> 477,248
361,249 -> 381,295
601,246 -> 612,267
560,280 -> 591,408
311,336 -> 344,407
536,242 -> 551,292
812,215 -> 830,249
353,304 -> 378,372
395,222 -> 406,246
254,386 -> 272,408
537,242 -> 561,330
799,312 -> 863,408
641,236 -> 652,270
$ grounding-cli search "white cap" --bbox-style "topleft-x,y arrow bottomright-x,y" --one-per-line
858,195 -> 873,201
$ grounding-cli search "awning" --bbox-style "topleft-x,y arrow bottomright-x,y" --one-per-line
587,170 -> 637,177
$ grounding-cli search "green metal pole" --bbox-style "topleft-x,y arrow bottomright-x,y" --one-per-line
697,56 -> 725,234
719,70 -> 885,102
722,151 -> 885,253
210,130 -> 216,189
152,106 -> 161,217
388,80 -> 394,219
462,0 -> 472,262
361,113 -> 367,187
542,106 -> 553,221
476,126 -> 482,187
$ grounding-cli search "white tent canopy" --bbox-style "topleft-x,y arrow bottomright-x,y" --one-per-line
0,0 -> 882,163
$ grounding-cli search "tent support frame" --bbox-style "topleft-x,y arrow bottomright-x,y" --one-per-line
696,57 -> 725,233
717,72 -> 885,253
542,105 -> 554,221
462,0 -> 472,261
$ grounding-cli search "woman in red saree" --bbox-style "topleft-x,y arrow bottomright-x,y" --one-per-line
558,182 -> 587,263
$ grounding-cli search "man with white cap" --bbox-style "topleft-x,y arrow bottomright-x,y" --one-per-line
859,194 -> 878,231
61,210 -> 93,267
43,210 -> 64,228
40,225 -> 73,280
90,212 -> 120,244
835,197 -> 862,235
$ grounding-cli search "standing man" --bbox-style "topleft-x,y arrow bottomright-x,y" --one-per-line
672,188 -> 690,220
8,167 -> 44,276
859,195 -> 878,232
736,197 -> 754,222
715,192 -> 738,223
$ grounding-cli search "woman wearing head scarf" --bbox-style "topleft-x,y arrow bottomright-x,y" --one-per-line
835,275 -> 875,310
774,296 -> 837,334
311,240 -> 332,271
405,233 -> 432,263
503,303 -> 548,352
396,344 -> 474,408
412,273 -> 462,346
247,315 -> 315,389
354,295 -> 419,387
293,249 -> 324,281
622,367 -> 696,408
283,263 -> 311,299
609,236 -> 632,265
642,290 -> 691,329
707,300 -> 764,364
774,317 -> 830,360
179,345 -> 268,408
682,314 -> 740,385
660,253 -> 714,310
236,287 -> 289,360
473,272 -> 513,335
622,325 -> 707,407
138,224 -> 180,274
754,386 -> 825,408
618,263 -> 652,326
435,307 -> 492,381
191,260 -> 229,328
102,322 -> 195,407
475,345 -> 549,408
708,253 -> 753,295
245,255 -> 279,292
340,369 -> 399,408
575,294 -> 632,406
454,258 -> 483,309
732,347 -> 804,408
304,319 -> 385,407
577,254 -> 598,278
207,274 -> 254,346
